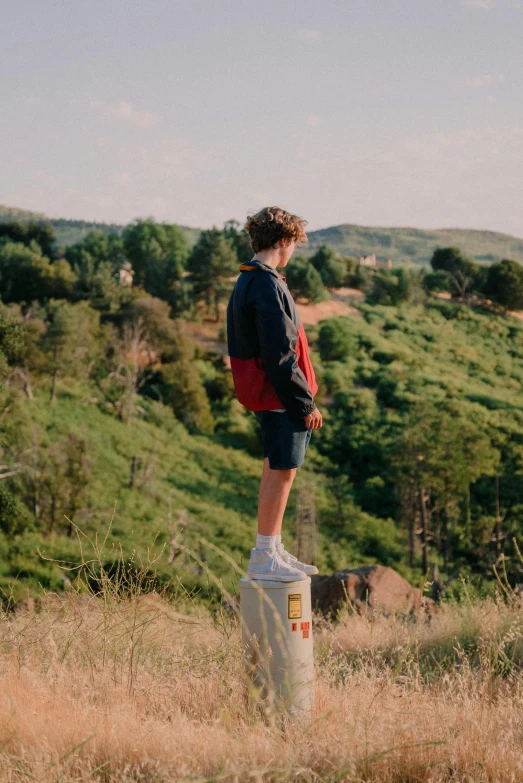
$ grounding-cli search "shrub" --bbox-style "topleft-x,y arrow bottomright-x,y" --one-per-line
310,245 -> 347,288
318,318 -> 358,361
484,259 -> 523,311
0,484 -> 29,536
366,268 -> 422,306
285,257 -> 328,303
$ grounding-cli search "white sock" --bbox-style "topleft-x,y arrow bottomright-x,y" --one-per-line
255,533 -> 279,552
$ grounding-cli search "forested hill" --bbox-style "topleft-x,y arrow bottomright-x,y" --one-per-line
305,224 -> 523,267
2,204 -> 523,266
0,205 -> 200,249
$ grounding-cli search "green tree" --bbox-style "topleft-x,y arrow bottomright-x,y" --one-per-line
430,247 -> 480,298
392,402 -> 499,573
366,268 -> 423,306
285,257 -> 327,303
40,300 -> 100,403
318,318 -> 358,361
95,318 -> 152,423
423,269 -> 449,293
0,220 -> 56,258
162,359 -> 215,434
65,230 -> 127,309
320,389 -> 392,501
483,259 -> 523,312
123,296 -> 189,364
0,484 -> 29,536
186,228 -> 238,319
223,220 -> 253,264
123,219 -> 189,298
0,242 -> 76,303
310,245 -> 346,288
39,433 -> 90,535
65,230 -> 125,270
123,297 -> 216,431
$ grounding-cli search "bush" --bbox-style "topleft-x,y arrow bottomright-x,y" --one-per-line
285,257 -> 328,303
162,360 -> 215,434
423,270 -> 449,293
310,245 -> 346,288
318,318 -> 358,361
366,268 -> 422,306
483,259 -> 523,311
430,247 -> 482,298
0,484 -> 30,536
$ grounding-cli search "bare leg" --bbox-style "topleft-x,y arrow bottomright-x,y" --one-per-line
257,457 -> 296,536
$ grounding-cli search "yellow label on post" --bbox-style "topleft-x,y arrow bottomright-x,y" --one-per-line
288,594 -> 302,619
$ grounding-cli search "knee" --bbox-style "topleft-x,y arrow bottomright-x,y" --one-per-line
275,467 -> 296,483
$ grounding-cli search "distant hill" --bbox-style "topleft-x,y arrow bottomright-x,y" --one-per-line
0,205 -> 48,223
2,205 -> 523,266
305,224 -> 523,267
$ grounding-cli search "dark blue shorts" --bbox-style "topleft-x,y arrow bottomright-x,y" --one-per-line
254,411 -> 312,470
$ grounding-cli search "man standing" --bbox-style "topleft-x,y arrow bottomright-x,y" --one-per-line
227,207 -> 322,581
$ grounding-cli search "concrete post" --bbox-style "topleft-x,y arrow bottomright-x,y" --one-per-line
239,576 -> 314,719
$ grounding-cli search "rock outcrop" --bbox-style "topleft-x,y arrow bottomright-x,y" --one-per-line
311,564 -> 424,617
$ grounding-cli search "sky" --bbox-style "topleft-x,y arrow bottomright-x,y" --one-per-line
2,0 -> 523,235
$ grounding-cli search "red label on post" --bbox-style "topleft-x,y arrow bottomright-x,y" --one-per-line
300,622 -> 310,631
291,622 -> 297,632
302,629 -> 309,639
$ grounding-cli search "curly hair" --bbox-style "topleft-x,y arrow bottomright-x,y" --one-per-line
244,207 -> 308,253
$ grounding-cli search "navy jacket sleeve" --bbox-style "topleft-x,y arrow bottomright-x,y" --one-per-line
251,274 -> 316,421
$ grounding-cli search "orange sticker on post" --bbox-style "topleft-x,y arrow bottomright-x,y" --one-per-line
302,629 -> 310,639
300,622 -> 310,631
291,622 -> 297,632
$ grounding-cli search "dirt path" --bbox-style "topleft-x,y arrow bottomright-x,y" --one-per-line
297,288 -> 364,326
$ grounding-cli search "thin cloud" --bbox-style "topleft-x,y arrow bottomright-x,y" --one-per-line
458,73 -> 504,89
112,172 -> 133,185
293,28 -> 320,41
462,0 -> 492,8
115,137 -> 211,181
307,114 -> 321,127
253,192 -> 274,205
90,100 -> 161,129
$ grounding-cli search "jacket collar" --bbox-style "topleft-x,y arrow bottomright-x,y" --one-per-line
239,259 -> 284,279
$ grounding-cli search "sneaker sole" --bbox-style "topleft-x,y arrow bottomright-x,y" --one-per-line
246,570 -> 308,583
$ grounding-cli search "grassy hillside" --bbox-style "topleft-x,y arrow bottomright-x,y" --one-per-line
305,223 -> 523,266
313,299 -> 523,413
1,378 -> 402,602
5,295 -> 523,601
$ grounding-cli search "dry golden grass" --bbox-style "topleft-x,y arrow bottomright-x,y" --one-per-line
2,585 -> 523,782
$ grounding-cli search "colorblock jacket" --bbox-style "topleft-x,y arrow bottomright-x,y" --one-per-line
226,259 -> 318,421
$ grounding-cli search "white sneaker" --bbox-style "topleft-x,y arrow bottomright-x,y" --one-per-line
247,549 -> 308,582
276,543 -> 319,576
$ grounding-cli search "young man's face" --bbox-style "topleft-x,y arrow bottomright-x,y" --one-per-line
276,239 -> 296,268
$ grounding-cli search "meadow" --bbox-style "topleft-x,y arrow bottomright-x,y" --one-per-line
2,573 -> 523,782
